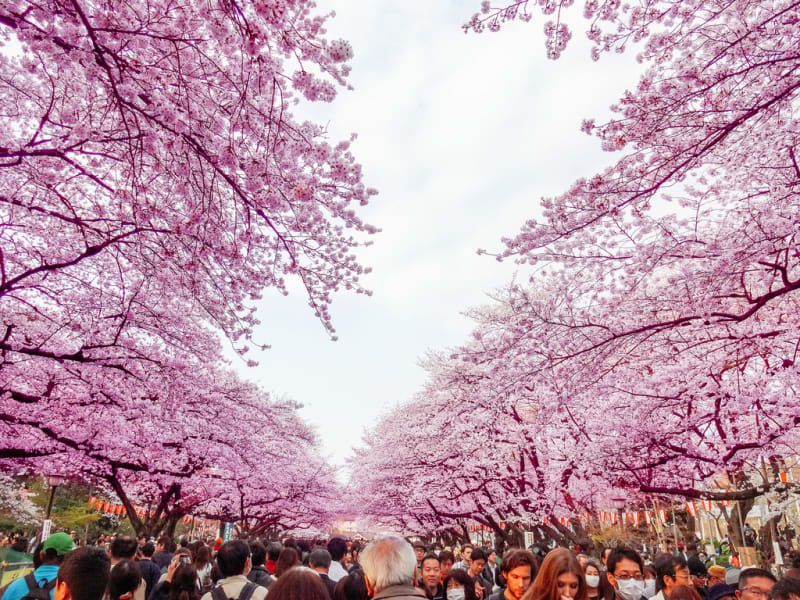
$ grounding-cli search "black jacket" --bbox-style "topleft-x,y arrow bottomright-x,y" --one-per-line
247,566 -> 274,589
319,574 -> 337,599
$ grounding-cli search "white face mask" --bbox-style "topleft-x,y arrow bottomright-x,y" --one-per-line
617,579 -> 645,600
586,575 -> 600,588
448,589 -> 466,600
644,579 -> 656,597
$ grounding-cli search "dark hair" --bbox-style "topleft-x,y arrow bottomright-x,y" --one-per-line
738,568 -> 777,589
194,545 -> 212,569
769,576 -> 800,600
216,540 -> 251,577
141,542 -> 156,558
267,542 -> 283,562
471,548 -> 488,563
111,536 -> 139,560
608,547 -> 644,576
644,565 -> 657,579
334,571 -> 370,600
276,547 -> 300,577
158,535 -> 177,553
267,566 -> 329,600
444,569 -> 478,600
669,585 -> 702,600
41,543 -> 65,566
309,548 -> 333,569
422,554 -> 440,566
328,538 -> 347,561
108,559 -> 142,600
413,542 -> 427,551
654,554 -> 688,592
462,544 -> 474,551
524,547 -> 587,600
439,550 -> 455,564
250,542 -> 267,567
501,549 -> 537,576
169,565 -> 201,600
58,546 -> 111,600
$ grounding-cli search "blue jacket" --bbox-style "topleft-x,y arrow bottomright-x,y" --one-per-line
2,565 -> 59,600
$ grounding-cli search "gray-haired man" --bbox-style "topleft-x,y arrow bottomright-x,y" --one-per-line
360,536 -> 426,600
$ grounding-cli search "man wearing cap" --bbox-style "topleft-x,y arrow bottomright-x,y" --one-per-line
2,532 -> 75,600
707,567 -> 726,589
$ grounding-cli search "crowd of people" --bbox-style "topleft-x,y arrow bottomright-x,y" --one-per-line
3,533 -> 800,600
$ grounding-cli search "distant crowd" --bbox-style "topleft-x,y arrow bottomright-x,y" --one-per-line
3,533 -> 800,600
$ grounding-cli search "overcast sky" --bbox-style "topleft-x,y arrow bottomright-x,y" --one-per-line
229,1 -> 643,472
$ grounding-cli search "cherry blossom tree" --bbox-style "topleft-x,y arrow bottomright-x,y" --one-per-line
352,0 -> 800,536
1,0 -> 376,418
2,362 -> 338,537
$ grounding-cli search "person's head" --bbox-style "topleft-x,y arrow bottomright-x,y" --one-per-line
250,542 -> 267,568
360,535 -> 416,595
601,548 -> 612,567
110,536 -> 139,562
735,569 -> 776,600
585,560 -> 601,590
706,583 -> 736,600
108,560 -> 142,600
267,566 -> 329,600
169,565 -> 200,600
707,567 -> 725,589
216,540 -> 251,578
141,542 -> 155,558
654,554 -> 689,595
268,542 -> 283,562
688,558 -> 708,590
276,547 -> 300,577
194,544 -> 211,568
607,547 -> 645,600
42,532 -> 76,566
328,538 -> 347,562
670,586 -> 702,600
414,542 -> 427,563
577,555 -> 589,570
766,576 -> 800,600
444,569 -> 478,600
439,550 -> 456,579
309,548 -> 333,573
55,546 -> 111,600
461,545 -> 474,563
157,535 -> 177,553
421,554 -> 441,590
334,571 -> 370,600
488,549 -> 498,566
468,548 -> 488,577
500,549 -> 537,600
523,547 -> 585,600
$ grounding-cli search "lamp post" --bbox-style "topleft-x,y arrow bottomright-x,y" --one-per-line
45,475 -> 65,520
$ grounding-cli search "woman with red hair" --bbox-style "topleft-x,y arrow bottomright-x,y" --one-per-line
523,548 -> 587,600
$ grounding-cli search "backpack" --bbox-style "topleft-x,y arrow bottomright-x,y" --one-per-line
210,583 -> 259,600
21,574 -> 57,600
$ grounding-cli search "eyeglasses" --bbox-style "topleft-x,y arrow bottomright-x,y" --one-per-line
614,573 -> 643,581
741,588 -> 771,599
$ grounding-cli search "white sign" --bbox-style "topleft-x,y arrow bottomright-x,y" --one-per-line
42,519 -> 52,539
773,541 -> 784,566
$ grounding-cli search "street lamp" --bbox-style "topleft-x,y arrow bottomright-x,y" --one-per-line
44,475 -> 66,520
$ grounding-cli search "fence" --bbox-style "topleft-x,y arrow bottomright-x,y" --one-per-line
0,556 -> 35,592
